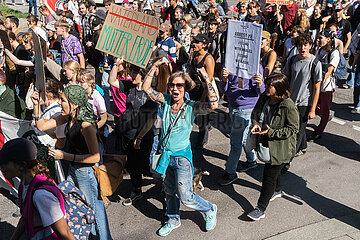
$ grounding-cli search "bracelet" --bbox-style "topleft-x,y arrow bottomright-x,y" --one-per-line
32,114 -> 42,120
73,154 -> 76,162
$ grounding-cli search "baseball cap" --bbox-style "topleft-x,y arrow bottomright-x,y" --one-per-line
92,17 -> 103,27
333,3 -> 343,10
0,138 -> 38,165
159,23 -> 171,32
262,31 -> 271,40
123,0 -> 130,4
46,21 -> 56,31
319,29 -> 335,39
95,9 -> 106,20
193,33 -> 210,44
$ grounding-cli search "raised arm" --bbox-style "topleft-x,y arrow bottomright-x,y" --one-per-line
32,91 -> 67,131
4,49 -> 34,67
142,58 -> 167,104
193,67 -> 219,115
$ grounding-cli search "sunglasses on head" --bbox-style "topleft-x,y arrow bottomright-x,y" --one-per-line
169,83 -> 185,89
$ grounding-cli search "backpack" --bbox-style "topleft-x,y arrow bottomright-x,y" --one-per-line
328,48 -> 347,80
27,179 -> 96,239
289,55 -> 321,84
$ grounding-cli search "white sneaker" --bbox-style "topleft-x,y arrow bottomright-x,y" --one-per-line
351,108 -> 360,114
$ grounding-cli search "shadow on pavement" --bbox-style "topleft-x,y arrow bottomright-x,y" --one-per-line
307,125 -> 360,162
331,102 -> 360,122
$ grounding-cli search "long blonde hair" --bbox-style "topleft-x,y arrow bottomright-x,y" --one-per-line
295,8 -> 309,32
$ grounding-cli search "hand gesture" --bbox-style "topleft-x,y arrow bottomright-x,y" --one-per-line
153,57 -> 168,68
31,91 -> 40,106
134,138 -> 141,150
222,68 -> 229,81
253,74 -> 263,87
48,147 -> 64,159
251,124 -> 261,134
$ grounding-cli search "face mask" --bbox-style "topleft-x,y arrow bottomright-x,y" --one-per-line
0,84 -> 5,91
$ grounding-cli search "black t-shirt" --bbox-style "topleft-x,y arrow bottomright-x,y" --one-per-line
118,87 -> 157,140
13,44 -> 30,74
310,16 -> 323,30
49,36 -> 61,52
326,18 -> 352,44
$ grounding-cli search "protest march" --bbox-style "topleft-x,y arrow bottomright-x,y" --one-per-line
0,0 -> 359,238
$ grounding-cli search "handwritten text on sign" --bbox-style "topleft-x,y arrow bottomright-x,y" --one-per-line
96,4 -> 159,68
225,20 -> 262,79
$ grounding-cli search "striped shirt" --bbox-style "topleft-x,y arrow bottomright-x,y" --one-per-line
157,37 -> 177,62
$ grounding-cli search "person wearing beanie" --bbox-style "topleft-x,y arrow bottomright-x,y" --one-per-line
0,138 -> 75,240
31,85 -> 113,239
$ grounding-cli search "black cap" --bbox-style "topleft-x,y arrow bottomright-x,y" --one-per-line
0,138 -> 37,165
92,16 -> 103,27
95,9 -> 106,20
193,33 -> 210,44
319,29 -> 335,39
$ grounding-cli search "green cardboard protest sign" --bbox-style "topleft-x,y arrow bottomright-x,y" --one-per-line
96,4 -> 160,68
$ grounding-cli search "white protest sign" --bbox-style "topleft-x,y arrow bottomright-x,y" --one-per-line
225,20 -> 263,79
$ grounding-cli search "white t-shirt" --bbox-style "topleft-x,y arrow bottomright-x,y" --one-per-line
22,185 -> 65,240
317,49 -> 340,92
88,89 -> 107,119
143,0 -> 154,10
42,102 -> 66,139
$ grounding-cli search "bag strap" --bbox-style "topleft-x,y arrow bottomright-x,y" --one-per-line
158,100 -> 189,150
62,40 -> 74,60
259,99 -> 270,126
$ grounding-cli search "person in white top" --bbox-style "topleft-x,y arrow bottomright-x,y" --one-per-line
310,30 -> 340,141
32,79 -> 67,149
283,26 -> 303,63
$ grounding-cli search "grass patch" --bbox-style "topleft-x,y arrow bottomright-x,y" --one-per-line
0,4 -> 28,18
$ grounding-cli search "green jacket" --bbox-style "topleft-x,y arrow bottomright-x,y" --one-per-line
251,94 -> 299,165
0,86 -> 26,119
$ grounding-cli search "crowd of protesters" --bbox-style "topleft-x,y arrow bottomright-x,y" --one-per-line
0,0 -> 359,238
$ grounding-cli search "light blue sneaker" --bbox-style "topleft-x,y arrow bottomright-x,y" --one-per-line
157,221 -> 181,236
205,204 -> 217,231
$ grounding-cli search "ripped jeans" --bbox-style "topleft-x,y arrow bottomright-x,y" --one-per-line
164,156 -> 214,224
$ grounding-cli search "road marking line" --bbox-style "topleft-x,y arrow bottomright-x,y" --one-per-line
353,125 -> 360,131
331,117 -> 345,125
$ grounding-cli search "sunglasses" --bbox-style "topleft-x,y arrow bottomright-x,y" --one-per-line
169,83 -> 185,89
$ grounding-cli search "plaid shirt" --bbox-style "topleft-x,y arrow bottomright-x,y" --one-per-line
81,12 -> 94,42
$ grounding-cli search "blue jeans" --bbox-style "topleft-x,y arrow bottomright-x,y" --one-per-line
226,108 -> 256,174
346,67 -> 356,87
164,156 -> 214,224
67,165 -> 112,240
354,64 -> 360,108
101,70 -> 111,112
29,0 -> 37,15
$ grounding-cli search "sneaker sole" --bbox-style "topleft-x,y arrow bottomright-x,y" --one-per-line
247,213 -> 265,221
207,204 -> 217,231
158,222 -> 181,237
270,193 -> 284,202
237,164 -> 258,172
218,177 -> 238,186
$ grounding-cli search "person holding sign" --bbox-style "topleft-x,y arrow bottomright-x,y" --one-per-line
143,70 -> 219,236
218,65 -> 265,185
